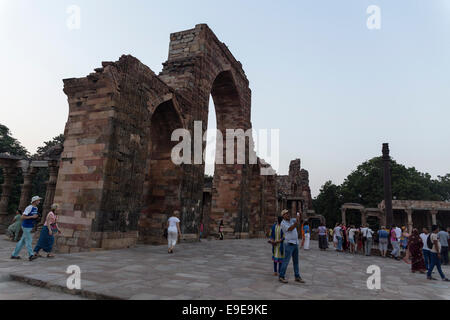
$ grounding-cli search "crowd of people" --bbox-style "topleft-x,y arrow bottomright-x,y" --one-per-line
268,211 -> 450,283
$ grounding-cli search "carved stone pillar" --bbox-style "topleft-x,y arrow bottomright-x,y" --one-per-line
341,208 -> 346,225
42,160 -> 59,223
430,210 -> 437,226
405,209 -> 413,233
0,166 -> 18,216
18,166 -> 38,211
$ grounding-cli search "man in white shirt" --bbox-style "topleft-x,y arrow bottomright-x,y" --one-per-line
278,210 -> 305,284
419,228 -> 431,270
363,224 -> 374,256
348,226 -> 357,254
333,223 -> 343,252
427,225 -> 449,281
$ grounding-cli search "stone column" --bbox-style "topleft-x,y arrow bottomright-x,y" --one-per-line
341,208 -> 346,225
0,166 -> 18,216
430,210 -> 437,226
18,166 -> 38,211
42,161 -> 59,220
405,209 -> 413,233
361,210 -> 367,226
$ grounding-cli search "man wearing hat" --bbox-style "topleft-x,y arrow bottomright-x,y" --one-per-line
278,209 -> 305,284
10,196 -> 42,261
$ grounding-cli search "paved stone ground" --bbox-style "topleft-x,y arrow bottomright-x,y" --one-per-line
1,236 -> 449,300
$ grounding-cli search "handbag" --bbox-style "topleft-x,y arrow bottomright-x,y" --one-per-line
163,228 -> 168,239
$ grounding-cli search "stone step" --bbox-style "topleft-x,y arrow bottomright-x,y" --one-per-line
9,274 -> 121,300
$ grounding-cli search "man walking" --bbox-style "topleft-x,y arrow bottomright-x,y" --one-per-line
420,228 -> 431,270
11,196 -> 42,261
390,224 -> 400,260
363,224 -> 374,256
427,225 -> 449,281
334,223 -> 343,252
437,227 -> 449,265
278,210 -> 305,284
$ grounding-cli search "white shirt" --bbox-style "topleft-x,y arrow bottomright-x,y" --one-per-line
361,227 -> 368,237
167,216 -> 180,233
395,227 -> 402,239
430,233 -> 441,254
349,228 -> 356,239
281,219 -> 299,245
334,226 -> 342,237
366,228 -> 373,238
420,233 -> 430,250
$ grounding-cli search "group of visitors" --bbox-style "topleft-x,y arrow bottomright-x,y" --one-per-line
328,221 -> 450,282
331,223 -> 376,256
9,196 -> 61,261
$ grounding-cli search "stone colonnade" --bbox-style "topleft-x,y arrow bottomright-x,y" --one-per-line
0,155 -> 59,231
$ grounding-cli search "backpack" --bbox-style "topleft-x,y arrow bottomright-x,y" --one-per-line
427,234 -> 433,250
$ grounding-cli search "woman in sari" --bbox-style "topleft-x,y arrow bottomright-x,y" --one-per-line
408,229 -> 427,273
32,204 -> 61,258
269,216 -> 285,276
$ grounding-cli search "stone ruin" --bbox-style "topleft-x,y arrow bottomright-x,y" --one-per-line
0,25 -> 315,253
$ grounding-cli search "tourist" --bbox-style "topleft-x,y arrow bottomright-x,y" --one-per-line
32,203 -> 61,258
303,221 -> 310,250
198,222 -> 204,242
6,209 -> 22,242
10,196 -> 42,261
334,223 -> 343,252
341,224 -> 348,252
218,220 -> 224,240
299,217 -> 305,248
437,226 -> 449,265
390,225 -> 401,260
348,225 -> 357,254
167,210 -> 182,254
356,228 -> 363,254
269,216 -> 285,276
408,229 -> 427,274
363,224 -> 374,256
419,228 -> 431,270
401,227 -> 411,263
278,210 -> 305,284
317,222 -> 328,251
377,226 -> 389,257
426,225 -> 449,281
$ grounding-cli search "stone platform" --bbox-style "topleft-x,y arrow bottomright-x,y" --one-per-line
1,237 -> 449,300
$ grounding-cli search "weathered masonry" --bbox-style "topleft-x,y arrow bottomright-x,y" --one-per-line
50,24 -> 279,252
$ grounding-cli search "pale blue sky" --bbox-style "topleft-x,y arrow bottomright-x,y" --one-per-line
1,0 -> 449,196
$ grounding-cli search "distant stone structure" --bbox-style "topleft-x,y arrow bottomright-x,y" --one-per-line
341,200 -> 450,231
276,159 -> 322,228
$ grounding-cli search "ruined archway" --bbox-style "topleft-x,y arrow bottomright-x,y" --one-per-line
139,99 -> 184,244
54,24 -> 275,252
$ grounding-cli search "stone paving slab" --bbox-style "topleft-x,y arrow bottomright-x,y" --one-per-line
1,236 -> 449,300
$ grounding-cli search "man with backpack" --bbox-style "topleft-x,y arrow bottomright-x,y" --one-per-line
426,225 -> 449,281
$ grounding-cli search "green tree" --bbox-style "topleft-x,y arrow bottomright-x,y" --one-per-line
0,123 -> 29,214
313,181 -> 342,228
314,157 -> 449,227
0,123 -> 29,157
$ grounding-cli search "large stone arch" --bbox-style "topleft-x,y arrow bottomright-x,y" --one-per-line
159,24 -> 254,238
53,25 -> 275,252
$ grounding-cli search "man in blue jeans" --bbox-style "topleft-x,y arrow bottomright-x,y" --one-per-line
11,196 -> 42,261
420,228 -> 431,270
427,225 -> 449,281
278,209 -> 305,284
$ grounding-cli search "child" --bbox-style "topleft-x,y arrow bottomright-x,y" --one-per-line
7,210 -> 22,241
